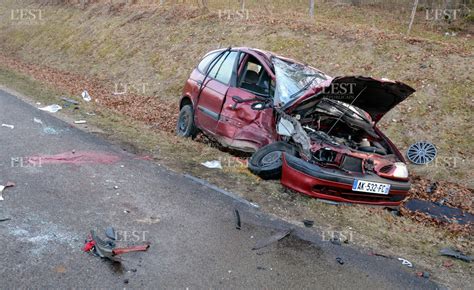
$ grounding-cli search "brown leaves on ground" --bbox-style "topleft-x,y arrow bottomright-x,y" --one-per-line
400,175 -> 473,236
0,54 -> 178,133
409,176 -> 473,214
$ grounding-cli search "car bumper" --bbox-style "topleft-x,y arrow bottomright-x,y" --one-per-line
281,154 -> 410,206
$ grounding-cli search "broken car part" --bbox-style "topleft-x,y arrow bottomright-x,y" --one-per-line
404,199 -> 474,225
302,219 -> 314,228
0,181 -> 15,201
252,229 -> 292,250
39,104 -> 62,113
1,124 -> 14,129
440,248 -> 473,263
330,237 -> 342,246
61,97 -> 79,105
406,141 -> 437,165
234,209 -> 241,230
397,257 -> 413,268
105,227 -> 116,240
201,160 -> 223,169
81,90 -> 92,102
336,257 -> 344,265
84,230 -> 150,262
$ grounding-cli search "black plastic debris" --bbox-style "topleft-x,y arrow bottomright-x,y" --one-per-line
302,219 -> 314,228
405,199 -> 474,225
252,229 -> 292,250
61,97 -> 80,106
426,182 -> 438,194
105,226 -> 116,240
0,217 -> 11,222
234,209 -> 241,230
416,271 -> 430,279
330,237 -> 342,246
369,252 -> 392,259
336,257 -> 344,265
440,248 -> 473,263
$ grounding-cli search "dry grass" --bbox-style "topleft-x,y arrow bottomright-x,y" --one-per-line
0,1 -> 473,287
1,64 -> 473,289
1,0 -> 472,185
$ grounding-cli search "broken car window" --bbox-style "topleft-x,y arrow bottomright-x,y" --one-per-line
272,57 -> 327,106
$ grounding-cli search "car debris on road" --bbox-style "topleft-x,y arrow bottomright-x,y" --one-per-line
0,181 -> 15,201
1,123 -> 14,129
336,257 -> 345,265
39,104 -> 62,113
252,229 -> 292,250
84,229 -> 150,262
234,209 -> 241,230
416,272 -> 430,279
302,219 -> 314,228
398,257 -> 413,268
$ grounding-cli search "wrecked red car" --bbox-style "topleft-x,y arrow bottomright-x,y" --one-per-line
177,47 -> 415,206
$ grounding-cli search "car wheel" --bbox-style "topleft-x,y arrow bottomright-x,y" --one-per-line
248,142 -> 297,180
176,104 -> 198,138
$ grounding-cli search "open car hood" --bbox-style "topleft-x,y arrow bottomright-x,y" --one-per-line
285,76 -> 415,122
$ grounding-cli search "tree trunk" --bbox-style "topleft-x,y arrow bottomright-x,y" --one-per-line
407,0 -> 419,35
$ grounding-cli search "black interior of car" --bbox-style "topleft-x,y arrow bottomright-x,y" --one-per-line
238,55 -> 270,97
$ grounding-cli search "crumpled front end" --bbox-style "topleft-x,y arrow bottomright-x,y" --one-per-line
281,153 -> 410,206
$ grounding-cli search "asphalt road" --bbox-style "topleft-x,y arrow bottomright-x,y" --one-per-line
0,89 -> 438,289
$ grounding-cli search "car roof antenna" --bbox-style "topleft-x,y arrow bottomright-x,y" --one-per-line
326,86 -> 367,136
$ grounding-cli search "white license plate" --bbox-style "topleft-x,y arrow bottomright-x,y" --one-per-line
352,179 -> 390,195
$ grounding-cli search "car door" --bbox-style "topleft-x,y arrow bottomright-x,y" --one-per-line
216,53 -> 277,149
194,51 -> 239,135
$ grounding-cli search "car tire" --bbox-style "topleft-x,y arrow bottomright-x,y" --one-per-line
176,104 -> 198,138
248,142 -> 297,180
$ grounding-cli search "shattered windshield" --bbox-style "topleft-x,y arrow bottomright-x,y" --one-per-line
273,57 -> 327,106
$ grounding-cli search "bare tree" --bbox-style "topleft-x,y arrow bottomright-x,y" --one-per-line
407,0 -> 419,35
310,0 -> 315,17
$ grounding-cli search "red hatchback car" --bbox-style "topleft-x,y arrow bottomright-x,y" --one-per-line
177,47 -> 415,206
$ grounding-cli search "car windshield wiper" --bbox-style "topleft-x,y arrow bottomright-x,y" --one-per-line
287,74 -> 321,100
